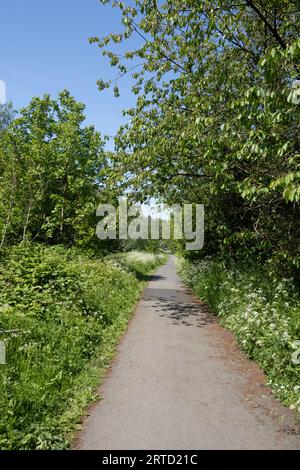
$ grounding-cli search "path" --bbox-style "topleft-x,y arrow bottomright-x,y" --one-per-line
77,256 -> 300,450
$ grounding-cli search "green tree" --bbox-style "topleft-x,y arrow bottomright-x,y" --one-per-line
0,91 -> 107,248
94,0 -> 300,273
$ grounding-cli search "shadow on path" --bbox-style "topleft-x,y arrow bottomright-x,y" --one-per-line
143,287 -> 216,328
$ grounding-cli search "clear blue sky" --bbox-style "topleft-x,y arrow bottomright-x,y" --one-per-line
0,0 -> 137,149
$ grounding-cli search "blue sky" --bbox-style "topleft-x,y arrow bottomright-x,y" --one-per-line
0,0 -> 138,149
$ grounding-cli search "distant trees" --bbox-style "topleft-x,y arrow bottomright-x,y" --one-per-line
0,91 -> 107,248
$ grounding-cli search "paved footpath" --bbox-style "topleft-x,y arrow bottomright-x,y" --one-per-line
77,256 -> 300,450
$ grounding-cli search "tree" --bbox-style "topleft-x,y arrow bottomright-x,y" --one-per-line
0,91 -> 108,248
93,0 -> 300,273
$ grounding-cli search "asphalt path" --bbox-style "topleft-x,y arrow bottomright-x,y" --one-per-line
77,256 -> 300,450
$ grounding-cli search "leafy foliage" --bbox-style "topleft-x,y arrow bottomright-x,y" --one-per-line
95,0 -> 300,273
0,91 -> 108,249
1,0 -> 300,448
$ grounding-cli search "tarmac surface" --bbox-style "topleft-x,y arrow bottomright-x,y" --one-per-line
77,256 -> 300,450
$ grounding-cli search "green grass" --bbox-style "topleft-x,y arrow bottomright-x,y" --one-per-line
0,244 -> 166,449
177,257 -> 300,413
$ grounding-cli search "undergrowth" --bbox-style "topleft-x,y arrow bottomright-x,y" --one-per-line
0,244 -> 165,449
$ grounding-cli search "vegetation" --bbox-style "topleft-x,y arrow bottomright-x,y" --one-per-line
92,0 -> 300,414
0,244 -> 165,449
106,250 -> 167,279
0,91 -> 109,249
177,257 -> 300,412
96,0 -> 300,275
0,86 -> 166,450
1,0 -> 300,449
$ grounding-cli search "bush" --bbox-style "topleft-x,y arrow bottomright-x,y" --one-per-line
0,244 -> 165,449
177,257 -> 300,413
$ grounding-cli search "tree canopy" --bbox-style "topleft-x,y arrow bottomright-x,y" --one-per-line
92,0 -> 300,272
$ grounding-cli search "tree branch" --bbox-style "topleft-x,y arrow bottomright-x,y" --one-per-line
245,0 -> 286,49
